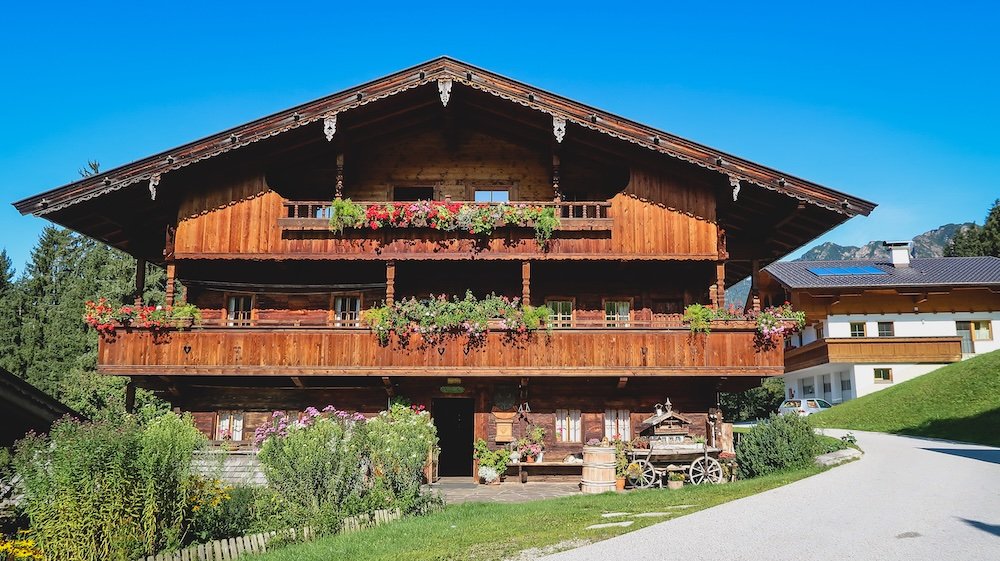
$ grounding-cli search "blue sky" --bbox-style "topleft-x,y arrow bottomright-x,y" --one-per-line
2,1 -> 998,274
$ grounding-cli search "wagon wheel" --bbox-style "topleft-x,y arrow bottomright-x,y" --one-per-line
688,457 -> 723,485
626,460 -> 657,489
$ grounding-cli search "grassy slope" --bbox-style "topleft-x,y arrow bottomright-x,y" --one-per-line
248,466 -> 824,561
812,349 -> 1000,446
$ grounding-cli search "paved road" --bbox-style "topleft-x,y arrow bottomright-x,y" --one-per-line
544,430 -> 1000,561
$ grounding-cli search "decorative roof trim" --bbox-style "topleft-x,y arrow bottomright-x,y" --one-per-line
13,57 -> 875,218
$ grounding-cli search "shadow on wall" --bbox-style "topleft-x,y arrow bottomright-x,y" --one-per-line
897,406 -> 1000,448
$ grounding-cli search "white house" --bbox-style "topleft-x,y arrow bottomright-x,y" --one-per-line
758,244 -> 1000,402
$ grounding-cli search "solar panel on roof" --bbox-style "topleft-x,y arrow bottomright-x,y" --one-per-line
808,266 -> 887,276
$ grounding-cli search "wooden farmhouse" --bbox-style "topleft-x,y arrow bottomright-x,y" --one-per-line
13,58 -> 874,477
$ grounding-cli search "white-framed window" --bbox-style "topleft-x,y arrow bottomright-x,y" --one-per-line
217,411 -> 244,441
555,409 -> 582,442
227,295 -> 253,326
474,189 -> 510,203
546,300 -> 574,328
604,409 -> 631,440
877,321 -> 894,337
849,322 -> 866,337
840,377 -> 852,392
334,295 -> 362,327
604,300 -> 631,328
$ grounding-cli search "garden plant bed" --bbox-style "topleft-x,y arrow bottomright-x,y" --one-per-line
247,463 -> 832,561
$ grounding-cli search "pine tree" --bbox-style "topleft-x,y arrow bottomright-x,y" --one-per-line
946,199 -> 1000,257
0,250 -> 23,375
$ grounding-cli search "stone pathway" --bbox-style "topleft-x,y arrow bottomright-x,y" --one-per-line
429,477 -> 580,504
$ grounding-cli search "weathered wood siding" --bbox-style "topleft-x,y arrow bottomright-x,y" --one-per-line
98,327 -> 782,377
173,163 -> 719,259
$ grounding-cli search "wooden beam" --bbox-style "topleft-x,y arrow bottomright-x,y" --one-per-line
617,377 -> 628,389
134,258 -> 146,305
290,376 -> 305,388
381,376 -> 395,397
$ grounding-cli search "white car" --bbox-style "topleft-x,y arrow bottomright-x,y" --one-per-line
778,398 -> 833,416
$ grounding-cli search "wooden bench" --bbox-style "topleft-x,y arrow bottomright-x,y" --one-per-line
513,461 -> 583,483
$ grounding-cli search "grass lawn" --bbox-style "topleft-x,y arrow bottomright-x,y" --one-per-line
811,349 -> 1000,447
248,465 -> 826,561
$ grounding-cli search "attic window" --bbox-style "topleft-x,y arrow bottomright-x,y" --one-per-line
808,266 -> 886,276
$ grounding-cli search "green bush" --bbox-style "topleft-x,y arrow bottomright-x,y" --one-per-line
255,405 -> 439,534
185,480 -> 258,543
13,412 -> 205,561
735,414 -> 817,478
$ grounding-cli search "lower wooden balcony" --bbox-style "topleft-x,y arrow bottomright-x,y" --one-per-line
98,326 -> 783,378
784,337 -> 964,372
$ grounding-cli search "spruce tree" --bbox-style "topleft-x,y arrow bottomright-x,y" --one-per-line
946,199 -> 1000,257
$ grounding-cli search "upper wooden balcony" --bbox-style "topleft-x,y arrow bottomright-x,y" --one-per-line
97,321 -> 783,379
171,189 -> 721,261
784,337 -> 964,373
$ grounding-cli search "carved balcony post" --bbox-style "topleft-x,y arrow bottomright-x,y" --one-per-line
521,261 -> 531,304
386,260 -> 396,306
551,153 -> 562,202
165,263 -> 177,307
335,153 -> 345,200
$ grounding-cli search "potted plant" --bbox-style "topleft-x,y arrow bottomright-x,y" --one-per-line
528,426 -> 546,462
614,438 -> 630,491
473,438 -> 510,484
667,471 -> 685,490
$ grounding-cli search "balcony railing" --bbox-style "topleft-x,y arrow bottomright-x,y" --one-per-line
98,323 -> 783,378
278,200 -> 613,232
784,337 -> 964,372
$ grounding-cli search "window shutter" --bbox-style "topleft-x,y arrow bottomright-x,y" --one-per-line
555,409 -> 567,442
232,412 -> 244,441
570,409 -> 581,441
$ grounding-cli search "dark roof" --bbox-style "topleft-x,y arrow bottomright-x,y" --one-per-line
0,368 -> 83,445
764,256 -> 1000,289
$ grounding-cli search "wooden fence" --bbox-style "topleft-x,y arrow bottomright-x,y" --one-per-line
138,509 -> 402,561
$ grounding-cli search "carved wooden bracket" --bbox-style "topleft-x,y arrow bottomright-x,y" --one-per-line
553,116 -> 566,143
437,79 -> 452,107
149,174 -> 160,201
323,114 -> 337,141
730,177 -> 741,202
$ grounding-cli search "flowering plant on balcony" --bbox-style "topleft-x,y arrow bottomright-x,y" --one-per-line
682,302 -> 805,343
362,291 -> 551,346
83,299 -> 202,337
329,199 -> 560,243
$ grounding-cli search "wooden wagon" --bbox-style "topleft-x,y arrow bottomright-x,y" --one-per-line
626,399 -> 724,487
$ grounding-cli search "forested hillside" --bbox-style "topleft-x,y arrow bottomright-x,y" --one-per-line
0,227 -> 167,419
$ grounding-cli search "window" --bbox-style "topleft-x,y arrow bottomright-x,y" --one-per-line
849,322 -> 866,337
604,409 -> 631,439
874,368 -> 893,382
334,295 -> 361,327
393,186 -> 435,201
227,295 -> 253,326
840,377 -> 852,392
555,409 -> 582,442
816,400 -> 833,409
802,381 -> 815,396
806,400 -> 819,408
956,320 -> 992,353
816,322 -> 824,339
217,411 -> 244,441
877,322 -> 894,337
474,189 -> 509,203
822,375 -> 832,394
546,300 -> 574,328
604,300 -> 631,328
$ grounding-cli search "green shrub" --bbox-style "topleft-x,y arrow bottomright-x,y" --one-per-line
735,414 -> 817,478
255,405 -> 439,534
329,198 -> 365,233
185,480 -> 257,543
13,412 -> 205,561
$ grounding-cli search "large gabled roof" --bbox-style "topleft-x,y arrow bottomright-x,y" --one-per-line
12,56 -> 875,219
765,256 -> 1000,290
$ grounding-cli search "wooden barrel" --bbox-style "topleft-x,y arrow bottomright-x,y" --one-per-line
581,446 -> 616,493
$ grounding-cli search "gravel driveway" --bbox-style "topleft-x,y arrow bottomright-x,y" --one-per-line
543,430 -> 1000,561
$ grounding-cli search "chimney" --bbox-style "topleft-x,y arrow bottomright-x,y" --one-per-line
883,241 -> 911,268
